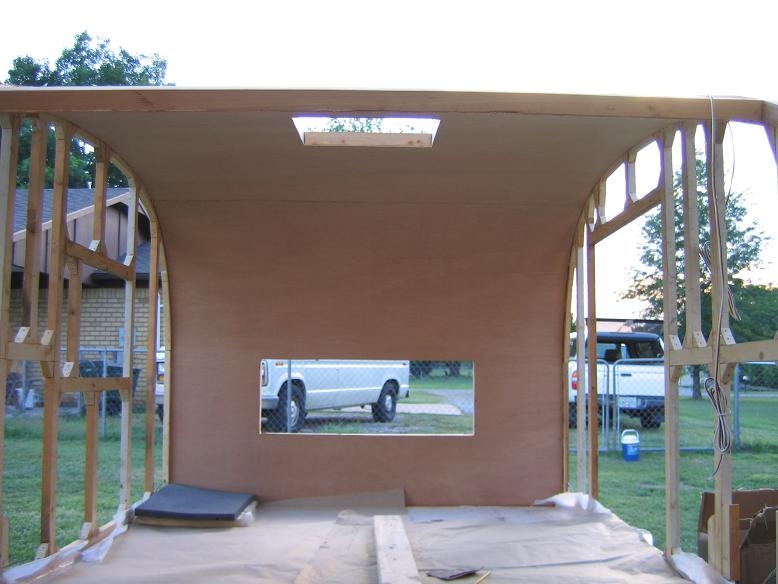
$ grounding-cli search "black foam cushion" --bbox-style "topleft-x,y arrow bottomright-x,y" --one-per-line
134,483 -> 257,521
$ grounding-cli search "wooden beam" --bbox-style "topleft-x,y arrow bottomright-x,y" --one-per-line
586,236 -> 598,499
708,120 -> 734,579
39,121 -> 74,555
59,376 -> 132,394
119,185 -> 139,511
83,390 -> 99,540
160,244 -> 171,484
625,149 -> 638,204
21,117 -> 47,334
681,123 -> 705,349
373,515 -> 421,584
589,185 -> 662,245
0,113 -> 20,569
65,259 -> 81,365
0,88 -> 766,123
660,128 -> 682,556
6,340 -> 55,362
575,239 -> 587,494
145,220 -> 160,492
64,239 -> 134,280
91,143 -> 110,253
668,339 -> 778,367
561,243 -> 576,491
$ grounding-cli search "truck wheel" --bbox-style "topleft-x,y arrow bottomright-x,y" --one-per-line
372,383 -> 397,422
568,403 -> 577,428
267,383 -> 306,432
156,405 -> 164,423
640,411 -> 662,429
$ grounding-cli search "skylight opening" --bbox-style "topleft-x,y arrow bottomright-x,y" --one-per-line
292,116 -> 440,148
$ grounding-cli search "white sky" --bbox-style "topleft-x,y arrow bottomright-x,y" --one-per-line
2,0 -> 777,318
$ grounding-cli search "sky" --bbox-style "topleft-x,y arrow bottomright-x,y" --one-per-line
2,0 -> 777,317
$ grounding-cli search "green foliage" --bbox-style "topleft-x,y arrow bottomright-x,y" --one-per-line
5,31 -> 167,87
622,157 -> 768,341
5,31 -> 169,188
324,117 -> 384,133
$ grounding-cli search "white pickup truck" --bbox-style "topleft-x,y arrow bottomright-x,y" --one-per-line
260,359 -> 411,432
568,332 -> 665,428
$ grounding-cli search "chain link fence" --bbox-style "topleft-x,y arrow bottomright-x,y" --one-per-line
569,360 -> 778,452
259,359 -> 474,435
4,347 -> 163,429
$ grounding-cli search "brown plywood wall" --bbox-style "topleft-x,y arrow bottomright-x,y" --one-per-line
162,199 -> 572,505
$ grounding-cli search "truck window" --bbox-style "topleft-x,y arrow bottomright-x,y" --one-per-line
628,341 -> 664,359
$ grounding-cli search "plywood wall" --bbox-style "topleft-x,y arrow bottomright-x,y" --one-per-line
163,199 -> 572,505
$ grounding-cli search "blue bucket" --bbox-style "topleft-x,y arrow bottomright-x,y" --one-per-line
621,429 -> 640,462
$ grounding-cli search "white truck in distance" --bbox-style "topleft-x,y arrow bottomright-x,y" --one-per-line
569,332 -> 665,428
260,359 -> 411,432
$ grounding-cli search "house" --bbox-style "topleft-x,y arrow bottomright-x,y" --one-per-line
7,188 -> 159,405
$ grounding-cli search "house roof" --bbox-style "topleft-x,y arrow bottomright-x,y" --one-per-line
13,187 -> 130,237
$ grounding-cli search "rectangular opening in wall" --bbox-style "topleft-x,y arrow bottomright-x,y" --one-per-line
292,117 -> 440,147
259,359 -> 473,435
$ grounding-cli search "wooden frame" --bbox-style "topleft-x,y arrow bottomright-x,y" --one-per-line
571,108 -> 778,580
0,116 -> 167,567
0,89 -> 774,581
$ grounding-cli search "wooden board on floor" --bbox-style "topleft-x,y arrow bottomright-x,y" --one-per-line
374,515 -> 421,584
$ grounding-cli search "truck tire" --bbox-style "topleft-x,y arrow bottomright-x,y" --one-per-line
267,383 -> 306,432
568,403 -> 577,428
372,383 -> 397,422
640,411 -> 662,429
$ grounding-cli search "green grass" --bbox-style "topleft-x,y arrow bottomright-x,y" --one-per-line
4,411 -> 163,566
410,375 -> 474,391
300,410 -> 473,435
571,394 -> 778,553
589,449 -> 778,553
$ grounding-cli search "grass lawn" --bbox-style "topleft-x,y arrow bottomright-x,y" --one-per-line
5,391 -> 774,566
4,411 -> 163,566
591,448 -> 778,552
572,394 -> 778,553
411,374 -> 474,391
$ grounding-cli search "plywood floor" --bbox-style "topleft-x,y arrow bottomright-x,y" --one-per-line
23,490 -> 688,584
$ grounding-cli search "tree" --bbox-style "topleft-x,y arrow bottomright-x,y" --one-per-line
5,32 -> 168,187
622,157 -> 768,397
324,117 -> 384,133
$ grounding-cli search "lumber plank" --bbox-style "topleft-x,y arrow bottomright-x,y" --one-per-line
119,185 -> 138,512
586,240 -> 598,498
92,143 -> 110,251
84,392 -> 99,539
625,149 -> 638,203
40,122 -> 74,556
59,376 -> 132,394
303,131 -> 432,148
681,123 -> 704,350
145,220 -> 160,492
0,115 -> 20,568
660,128 -> 682,555
373,515 -> 420,584
574,241 -> 587,493
64,239 -> 134,280
6,341 -> 55,362
21,117 -> 46,333
710,121 -> 734,578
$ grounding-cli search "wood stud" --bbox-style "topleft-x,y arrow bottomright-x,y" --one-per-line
660,128 -> 682,556
576,113 -> 778,580
0,114 -> 166,565
0,113 -> 21,569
